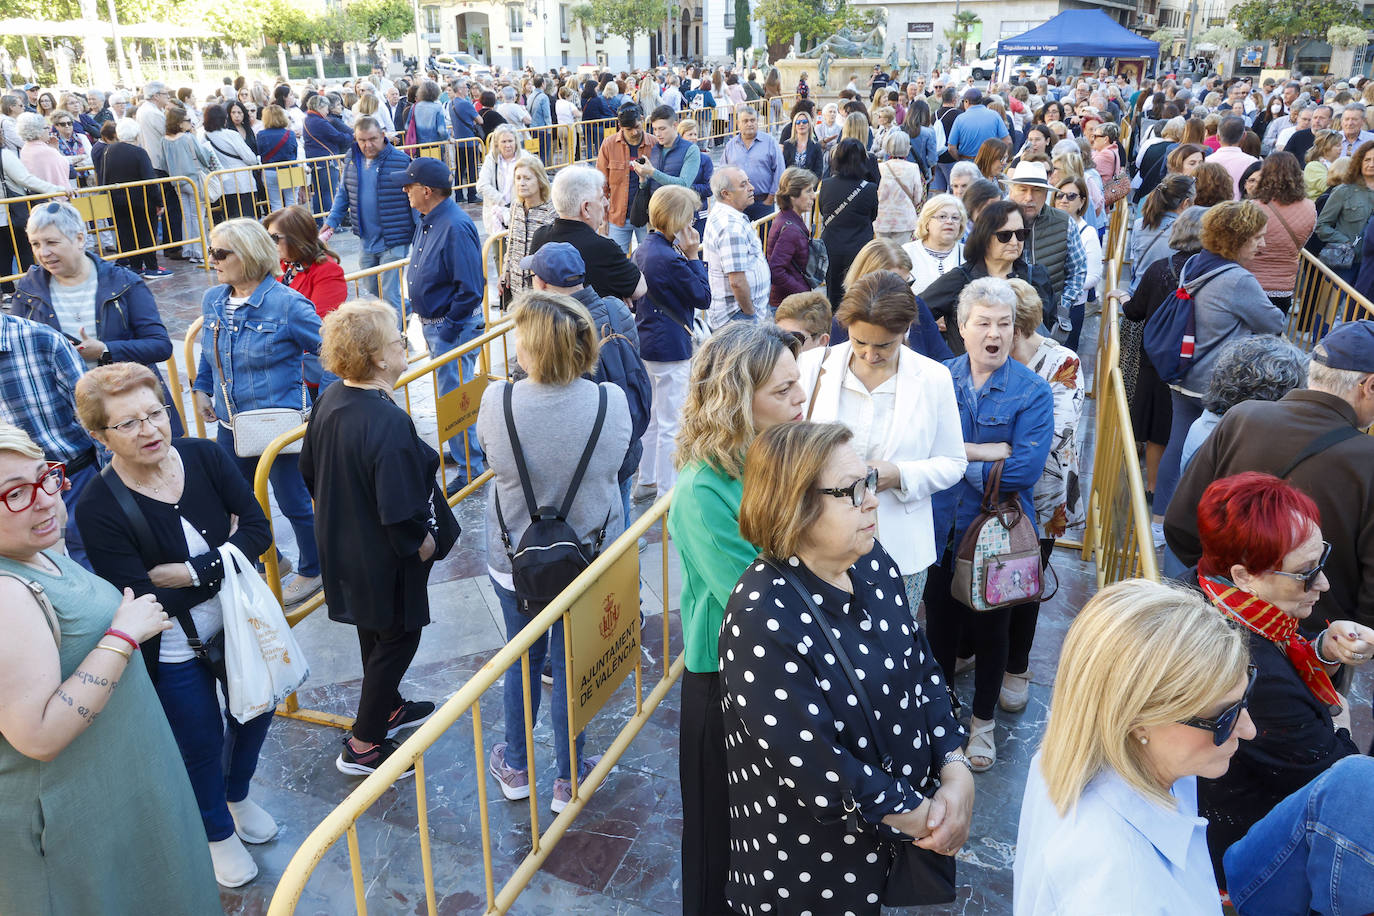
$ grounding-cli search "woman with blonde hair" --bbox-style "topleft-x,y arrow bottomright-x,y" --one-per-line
830,110 -> 879,181
667,322 -> 805,915
479,290 -> 631,813
904,193 -> 968,296
476,123 -> 522,235
1305,129 -> 1343,199
500,153 -> 556,300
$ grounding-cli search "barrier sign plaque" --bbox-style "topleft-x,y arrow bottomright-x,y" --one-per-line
568,547 -> 641,734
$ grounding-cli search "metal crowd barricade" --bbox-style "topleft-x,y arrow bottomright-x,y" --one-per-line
200,152 -> 346,227
0,175 -> 210,286
266,488 -> 681,916
1285,250 -> 1374,352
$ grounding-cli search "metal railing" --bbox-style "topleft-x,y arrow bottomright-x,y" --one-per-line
266,490 -> 682,916
1285,249 -> 1374,352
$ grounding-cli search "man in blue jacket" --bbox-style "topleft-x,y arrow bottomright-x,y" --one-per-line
396,157 -> 486,492
322,117 -> 416,328
448,78 -> 482,203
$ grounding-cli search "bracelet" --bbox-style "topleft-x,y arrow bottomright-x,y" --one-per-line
95,643 -> 132,662
103,628 -> 139,651
942,750 -> 974,775
1314,629 -> 1341,666
185,561 -> 200,588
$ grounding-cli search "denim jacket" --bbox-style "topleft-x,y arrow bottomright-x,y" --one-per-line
932,354 -> 1055,558
193,277 -> 323,422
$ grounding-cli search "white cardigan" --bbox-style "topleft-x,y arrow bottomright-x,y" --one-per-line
798,342 -> 967,575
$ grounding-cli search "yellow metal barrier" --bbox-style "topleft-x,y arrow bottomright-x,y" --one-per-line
266,492 -> 681,916
0,175 -> 211,285
1286,249 -> 1374,352
201,151 -> 347,226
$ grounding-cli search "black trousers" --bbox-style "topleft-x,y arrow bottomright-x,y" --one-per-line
0,213 -> 34,293
154,168 -> 183,247
679,670 -> 731,916
923,555 -> 1018,721
353,624 -> 423,744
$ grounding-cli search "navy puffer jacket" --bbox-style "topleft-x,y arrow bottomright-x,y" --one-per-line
330,140 -> 417,249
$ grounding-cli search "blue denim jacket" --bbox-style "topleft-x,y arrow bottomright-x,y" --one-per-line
193,277 -> 323,422
932,355 -> 1055,558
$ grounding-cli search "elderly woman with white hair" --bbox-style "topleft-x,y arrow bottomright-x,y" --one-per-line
947,159 -> 982,201
17,112 -> 72,191
924,276 -> 1054,774
874,129 -> 924,241
11,201 -> 179,433
815,101 -> 842,151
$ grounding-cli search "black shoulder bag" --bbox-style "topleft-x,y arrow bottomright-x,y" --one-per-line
100,464 -> 227,684
1278,425 -> 1363,478
763,558 -> 958,907
494,383 -> 612,615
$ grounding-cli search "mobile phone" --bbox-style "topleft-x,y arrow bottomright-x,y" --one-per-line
61,331 -> 83,346
636,157 -> 647,165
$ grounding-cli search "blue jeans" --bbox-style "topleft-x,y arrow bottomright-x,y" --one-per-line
263,167 -> 286,213
1224,755 -> 1374,914
1153,389 -> 1203,521
62,461 -> 97,571
493,578 -> 583,780
358,245 -> 410,328
215,425 -> 321,576
420,312 -> 486,476
309,161 -> 339,224
155,658 -> 274,841
608,221 -> 647,253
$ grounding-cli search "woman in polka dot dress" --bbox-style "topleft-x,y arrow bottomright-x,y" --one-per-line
720,422 -> 974,915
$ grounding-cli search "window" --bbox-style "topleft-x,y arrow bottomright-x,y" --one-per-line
725,7 -> 735,27
562,50 -> 570,66
508,5 -> 524,36
423,5 -> 441,33
560,4 -> 570,41
512,47 -> 524,68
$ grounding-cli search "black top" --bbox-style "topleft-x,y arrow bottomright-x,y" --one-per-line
531,217 -> 644,300
75,437 -> 272,673
919,258 -> 1055,355
97,141 -> 163,210
719,543 -> 966,915
299,383 -> 460,631
479,107 -> 507,137
782,139 -> 824,177
818,177 -> 879,257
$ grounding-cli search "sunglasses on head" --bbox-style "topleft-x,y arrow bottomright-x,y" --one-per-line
1181,665 -> 1258,746
994,227 -> 1029,243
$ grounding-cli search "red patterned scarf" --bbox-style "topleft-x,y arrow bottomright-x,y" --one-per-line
1198,575 -> 1340,708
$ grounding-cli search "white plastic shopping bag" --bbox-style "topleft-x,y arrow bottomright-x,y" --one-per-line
220,543 -> 311,722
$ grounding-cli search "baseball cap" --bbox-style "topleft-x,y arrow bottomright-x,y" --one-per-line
519,242 -> 585,286
1313,320 -> 1374,372
391,157 -> 452,191
22,83 -> 38,91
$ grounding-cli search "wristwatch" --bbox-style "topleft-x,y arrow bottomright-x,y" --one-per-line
942,750 -> 974,775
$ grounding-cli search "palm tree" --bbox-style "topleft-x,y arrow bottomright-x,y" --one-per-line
945,11 -> 981,61
571,3 -> 596,62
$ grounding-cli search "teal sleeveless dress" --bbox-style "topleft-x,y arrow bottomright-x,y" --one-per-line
0,551 -> 222,916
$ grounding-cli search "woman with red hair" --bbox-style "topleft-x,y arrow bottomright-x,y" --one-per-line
1194,471 -> 1374,882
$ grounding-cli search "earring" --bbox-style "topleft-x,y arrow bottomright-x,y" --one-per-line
379,361 -> 388,369
1138,735 -> 1149,746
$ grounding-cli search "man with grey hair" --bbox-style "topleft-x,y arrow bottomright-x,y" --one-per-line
1338,103 -> 1374,157
135,81 -> 182,254
530,165 -> 645,300
1167,319 -> 1374,633
495,85 -> 530,127
702,166 -> 769,329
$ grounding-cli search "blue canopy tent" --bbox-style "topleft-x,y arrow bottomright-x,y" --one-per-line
996,10 -> 1160,59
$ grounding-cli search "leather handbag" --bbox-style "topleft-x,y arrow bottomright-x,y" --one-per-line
212,323 -> 310,458
1101,149 -> 1131,206
950,459 -> 1043,611
764,559 -> 957,907
1319,239 -> 1358,269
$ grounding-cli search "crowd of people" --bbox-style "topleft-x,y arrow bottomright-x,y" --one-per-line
1,56 -> 1373,915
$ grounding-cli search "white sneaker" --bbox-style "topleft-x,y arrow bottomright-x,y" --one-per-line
227,797 -> 279,844
1152,522 -> 1166,550
209,834 -> 258,887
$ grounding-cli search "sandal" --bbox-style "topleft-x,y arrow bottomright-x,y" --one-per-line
1000,670 -> 1031,713
966,719 -> 996,773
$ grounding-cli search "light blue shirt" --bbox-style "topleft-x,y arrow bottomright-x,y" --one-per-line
1014,753 -> 1222,915
722,132 -> 785,197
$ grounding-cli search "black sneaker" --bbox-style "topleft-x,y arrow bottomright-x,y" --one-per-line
335,736 -> 415,778
386,699 -> 436,738
541,658 -> 554,686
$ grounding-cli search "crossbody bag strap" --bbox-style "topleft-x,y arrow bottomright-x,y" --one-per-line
805,345 -> 833,420
211,322 -> 235,421
765,558 -> 892,766
558,385 -> 608,519
262,133 -> 290,162
1278,425 -> 1363,478
1263,201 -> 1305,250
822,181 -> 868,233
207,136 -> 243,164
884,161 -> 919,207
0,572 -> 61,647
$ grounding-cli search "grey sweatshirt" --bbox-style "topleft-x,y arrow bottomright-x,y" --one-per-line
1178,252 -> 1285,396
478,378 -> 631,587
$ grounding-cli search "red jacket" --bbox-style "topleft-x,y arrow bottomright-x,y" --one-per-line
281,258 -> 347,317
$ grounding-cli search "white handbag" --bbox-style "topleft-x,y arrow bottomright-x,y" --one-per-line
212,322 -> 310,458
219,542 -> 311,723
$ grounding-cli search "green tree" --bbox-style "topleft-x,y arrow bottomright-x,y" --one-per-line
733,0 -> 752,54
944,10 -> 981,60
570,3 -> 596,60
346,0 -> 414,59
589,0 -> 674,68
752,0 -> 849,51
1232,0 -> 1361,64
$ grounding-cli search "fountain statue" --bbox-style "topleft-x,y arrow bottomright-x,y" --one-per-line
797,25 -> 887,60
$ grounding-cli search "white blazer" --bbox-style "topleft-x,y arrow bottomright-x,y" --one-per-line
798,342 -> 967,576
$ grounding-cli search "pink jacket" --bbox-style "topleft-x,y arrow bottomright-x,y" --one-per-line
1244,198 -> 1317,294
21,141 -> 71,191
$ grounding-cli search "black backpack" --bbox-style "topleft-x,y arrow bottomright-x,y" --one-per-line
494,382 -> 612,615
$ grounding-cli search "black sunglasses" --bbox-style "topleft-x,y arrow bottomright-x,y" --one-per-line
1181,665 -> 1258,746
1269,540 -> 1333,591
816,466 -> 879,509
994,227 -> 1029,243
207,247 -> 235,262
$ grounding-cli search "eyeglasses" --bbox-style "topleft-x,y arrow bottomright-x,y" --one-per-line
933,213 -> 962,223
994,227 -> 1029,243
784,330 -> 809,347
54,120 -> 72,127
1,462 -> 65,513
1181,665 -> 1258,746
1268,540 -> 1332,591
103,404 -> 172,434
816,466 -> 879,509
207,247 -> 235,262
269,232 -> 285,243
